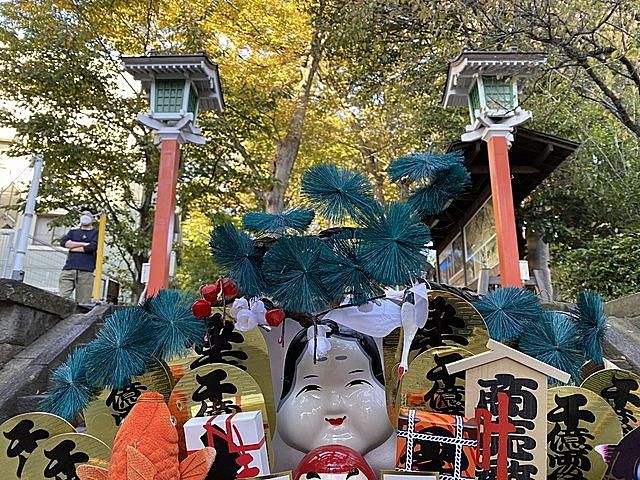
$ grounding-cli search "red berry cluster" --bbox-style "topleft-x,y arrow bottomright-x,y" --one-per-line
191,278 -> 286,328
264,308 -> 285,327
191,278 -> 239,318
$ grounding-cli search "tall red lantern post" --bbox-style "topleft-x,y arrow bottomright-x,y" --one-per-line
442,50 -> 547,287
123,53 -> 224,296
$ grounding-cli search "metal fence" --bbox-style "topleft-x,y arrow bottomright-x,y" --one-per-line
0,229 -> 117,300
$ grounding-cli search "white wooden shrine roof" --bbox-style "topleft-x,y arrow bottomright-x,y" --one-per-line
446,338 -> 571,383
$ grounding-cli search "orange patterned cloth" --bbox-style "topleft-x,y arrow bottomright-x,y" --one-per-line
396,408 -> 477,480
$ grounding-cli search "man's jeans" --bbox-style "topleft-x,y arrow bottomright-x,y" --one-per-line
59,269 -> 94,303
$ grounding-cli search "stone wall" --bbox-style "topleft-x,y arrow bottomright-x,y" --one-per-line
0,279 -> 76,365
605,292 -> 640,319
604,293 -> 640,373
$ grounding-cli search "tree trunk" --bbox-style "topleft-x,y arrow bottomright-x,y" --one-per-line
263,36 -> 322,214
399,180 -> 410,200
350,118 -> 385,203
361,145 -> 385,203
131,253 -> 147,297
526,227 -> 553,301
130,152 -> 156,299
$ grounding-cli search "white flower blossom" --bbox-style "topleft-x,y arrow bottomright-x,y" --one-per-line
229,298 -> 249,318
230,297 -> 267,331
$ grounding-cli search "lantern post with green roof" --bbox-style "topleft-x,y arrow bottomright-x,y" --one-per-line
443,50 -> 546,288
122,52 -> 224,296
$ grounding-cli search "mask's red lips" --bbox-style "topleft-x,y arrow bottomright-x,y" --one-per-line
325,416 -> 346,426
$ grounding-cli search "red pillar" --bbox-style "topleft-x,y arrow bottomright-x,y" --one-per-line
147,138 -> 181,296
486,133 -> 522,287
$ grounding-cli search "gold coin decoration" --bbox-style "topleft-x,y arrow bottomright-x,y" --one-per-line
581,368 -> 640,435
398,346 -> 473,415
0,413 -> 76,480
168,362 -> 270,461
235,327 -> 275,435
84,360 -> 174,447
21,433 -> 110,479
410,290 -> 489,358
167,316 -> 276,435
547,386 -> 623,480
383,329 -> 402,422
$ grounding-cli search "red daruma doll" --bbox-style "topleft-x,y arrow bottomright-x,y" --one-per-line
294,445 -> 377,480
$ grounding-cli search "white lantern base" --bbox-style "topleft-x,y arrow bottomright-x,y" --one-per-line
461,110 -> 532,147
137,112 -> 206,145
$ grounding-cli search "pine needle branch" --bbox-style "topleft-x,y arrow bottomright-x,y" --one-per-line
210,222 -> 265,297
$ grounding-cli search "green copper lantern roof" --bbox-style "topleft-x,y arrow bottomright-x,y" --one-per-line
442,50 -> 546,109
122,52 -> 224,112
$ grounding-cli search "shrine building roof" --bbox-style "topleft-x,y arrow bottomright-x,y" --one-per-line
424,127 -> 579,252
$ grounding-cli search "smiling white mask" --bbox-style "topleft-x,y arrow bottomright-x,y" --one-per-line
277,333 -> 393,454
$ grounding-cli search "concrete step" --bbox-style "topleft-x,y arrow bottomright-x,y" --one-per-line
14,394 -> 47,416
605,293 -> 640,319
0,280 -> 77,366
603,315 -> 640,374
92,321 -> 105,336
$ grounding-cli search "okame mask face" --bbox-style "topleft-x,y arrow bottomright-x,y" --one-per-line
278,325 -> 392,454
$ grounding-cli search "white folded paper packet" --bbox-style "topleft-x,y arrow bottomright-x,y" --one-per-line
322,282 -> 430,376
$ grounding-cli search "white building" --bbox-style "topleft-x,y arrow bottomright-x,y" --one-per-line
0,127 -> 122,300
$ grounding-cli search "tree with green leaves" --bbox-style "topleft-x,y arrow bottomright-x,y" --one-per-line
460,0 -> 640,141
0,0 -> 383,295
3,0 -> 639,301
0,1 -> 262,296
319,0 -> 640,300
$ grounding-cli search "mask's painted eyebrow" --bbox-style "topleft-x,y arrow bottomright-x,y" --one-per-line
303,374 -> 319,379
348,369 -> 364,374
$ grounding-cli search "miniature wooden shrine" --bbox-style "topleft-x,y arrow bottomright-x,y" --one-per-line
446,339 -> 570,480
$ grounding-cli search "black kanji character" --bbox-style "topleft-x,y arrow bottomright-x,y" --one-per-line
191,313 -> 248,371
192,368 -> 240,417
548,393 -> 595,480
3,419 -> 50,477
411,296 -> 469,354
478,373 -> 538,429
105,381 -> 148,426
43,439 -> 89,480
424,352 -> 465,415
202,423 -> 240,480
601,374 -> 640,434
476,375 -> 539,480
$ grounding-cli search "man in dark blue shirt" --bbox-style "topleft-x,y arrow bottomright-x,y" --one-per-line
58,208 -> 99,303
